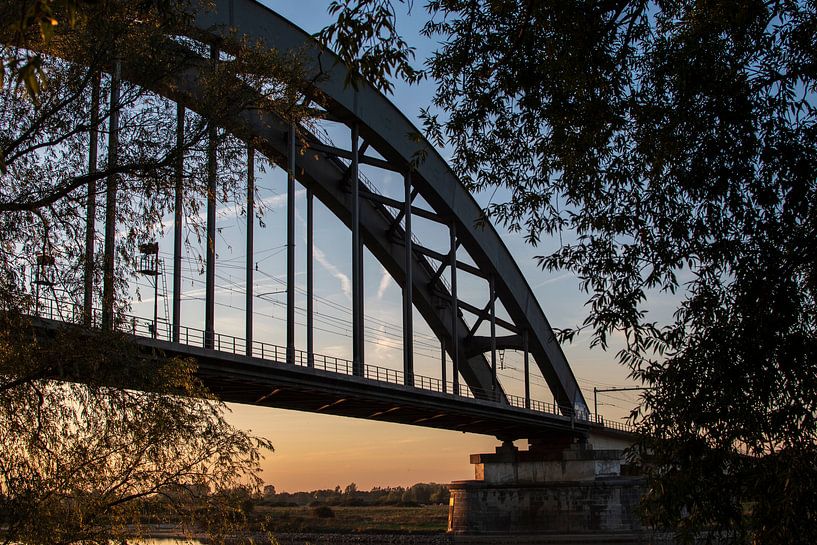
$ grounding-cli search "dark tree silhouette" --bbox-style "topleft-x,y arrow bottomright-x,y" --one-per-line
321,1 -> 817,542
0,2 -> 312,544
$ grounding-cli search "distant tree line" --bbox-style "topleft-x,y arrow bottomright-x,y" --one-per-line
260,483 -> 450,507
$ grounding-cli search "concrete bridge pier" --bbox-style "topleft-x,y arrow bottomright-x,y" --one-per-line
448,434 -> 648,541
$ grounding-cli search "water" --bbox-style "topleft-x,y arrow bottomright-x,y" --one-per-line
142,534 -> 452,545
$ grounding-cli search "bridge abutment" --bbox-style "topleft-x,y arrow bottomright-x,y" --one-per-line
448,438 -> 646,540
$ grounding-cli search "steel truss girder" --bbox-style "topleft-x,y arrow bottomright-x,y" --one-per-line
95,0 -> 586,413
427,241 -> 459,287
358,188 -> 445,225
387,186 -> 419,236
306,141 -> 397,173
466,295 -> 497,339
193,0 -> 588,414
411,243 -> 486,279
458,300 -> 517,333
465,335 -> 523,359
127,68 -> 500,399
299,134 -> 501,395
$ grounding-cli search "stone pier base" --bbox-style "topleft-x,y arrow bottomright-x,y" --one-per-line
448,439 -> 648,540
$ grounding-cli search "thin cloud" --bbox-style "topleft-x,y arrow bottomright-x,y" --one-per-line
370,326 -> 395,361
257,189 -> 305,210
532,271 -> 573,288
376,266 -> 390,300
314,246 -> 351,299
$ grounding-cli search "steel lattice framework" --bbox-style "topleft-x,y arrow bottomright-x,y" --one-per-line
27,0 -> 619,438
196,0 -> 588,414
110,0 -> 590,416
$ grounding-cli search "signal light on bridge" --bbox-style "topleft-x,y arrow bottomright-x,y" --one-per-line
137,242 -> 160,276
136,241 -> 161,339
34,254 -> 56,287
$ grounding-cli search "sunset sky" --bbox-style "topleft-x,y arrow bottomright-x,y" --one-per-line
129,0 -> 649,493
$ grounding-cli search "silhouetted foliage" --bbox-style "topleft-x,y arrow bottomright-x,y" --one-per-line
0,314 -> 273,545
321,1 -> 817,542
0,2 -> 312,545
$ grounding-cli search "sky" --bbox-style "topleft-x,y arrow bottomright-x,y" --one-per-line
127,0 -> 647,493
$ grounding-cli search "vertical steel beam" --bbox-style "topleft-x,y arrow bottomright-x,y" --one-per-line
102,60 -> 121,332
449,221 -> 459,395
490,275 -> 497,398
402,171 -> 413,386
287,123 -> 296,364
204,45 -> 218,349
83,73 -> 100,326
523,329 -> 530,409
152,266 -> 158,339
351,123 -> 363,376
172,104 -> 184,343
306,187 -> 314,366
441,339 -> 447,394
246,145 -> 254,356
358,221 -> 365,367
593,387 -> 598,422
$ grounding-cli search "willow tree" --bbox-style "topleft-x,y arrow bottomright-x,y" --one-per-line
0,1 -> 311,543
321,0 -> 817,542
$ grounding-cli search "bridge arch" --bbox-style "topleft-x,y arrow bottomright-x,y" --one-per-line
179,0 -> 589,415
27,0 -> 589,416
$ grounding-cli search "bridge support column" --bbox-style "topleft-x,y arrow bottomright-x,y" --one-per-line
402,170 -> 413,386
448,438 -> 645,538
102,59 -> 121,332
204,45 -> 218,350
351,123 -> 364,376
246,145 -> 254,356
523,330 -> 530,409
306,187 -> 314,367
489,274 -> 497,398
441,339 -> 447,394
287,123 -> 296,364
84,73 -> 100,326
172,104 -> 184,343
449,221 -> 459,395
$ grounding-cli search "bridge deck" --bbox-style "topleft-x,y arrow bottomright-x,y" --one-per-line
33,300 -> 633,440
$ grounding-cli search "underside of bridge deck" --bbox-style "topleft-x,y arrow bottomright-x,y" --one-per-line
158,337 -> 591,441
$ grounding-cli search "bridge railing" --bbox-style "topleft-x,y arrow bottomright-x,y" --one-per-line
504,393 -> 559,415
587,416 -> 633,433
308,351 -> 353,375
28,296 -> 634,434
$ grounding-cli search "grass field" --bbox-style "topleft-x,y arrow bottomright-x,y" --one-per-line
254,505 -> 449,534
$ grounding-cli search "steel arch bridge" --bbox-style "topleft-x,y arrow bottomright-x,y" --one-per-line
27,0 -> 636,441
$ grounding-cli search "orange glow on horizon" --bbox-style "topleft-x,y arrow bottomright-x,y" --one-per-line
226,403 -> 500,492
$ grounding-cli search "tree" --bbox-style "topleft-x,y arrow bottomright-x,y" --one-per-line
1,0 -> 177,105
0,316 -> 272,545
0,1 -> 311,543
321,1 -> 817,542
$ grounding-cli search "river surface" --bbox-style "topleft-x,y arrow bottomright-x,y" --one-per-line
145,534 -> 659,544
145,534 -> 453,545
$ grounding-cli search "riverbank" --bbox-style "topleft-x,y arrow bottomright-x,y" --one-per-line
139,505 -> 669,545
261,534 -> 451,545
140,505 -> 449,542
144,530 -> 670,545
254,505 -> 448,534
